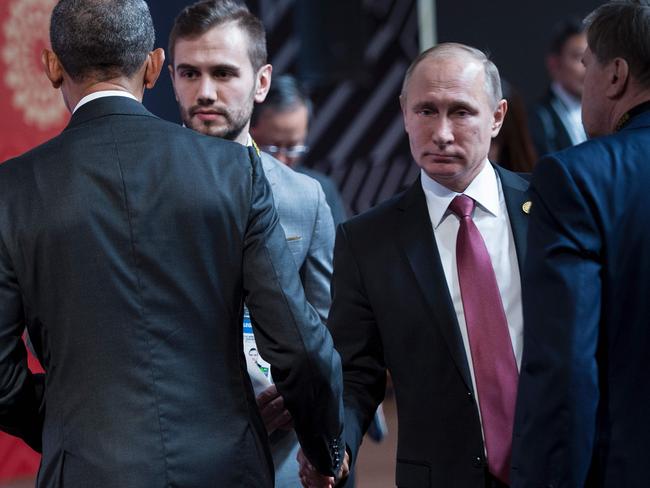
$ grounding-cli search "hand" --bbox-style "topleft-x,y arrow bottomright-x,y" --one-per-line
297,448 -> 350,488
256,384 -> 293,434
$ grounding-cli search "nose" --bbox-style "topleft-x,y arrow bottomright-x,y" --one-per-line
197,77 -> 217,105
431,116 -> 454,147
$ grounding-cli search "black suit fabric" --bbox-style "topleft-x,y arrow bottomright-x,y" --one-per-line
0,97 -> 343,487
328,166 -> 529,488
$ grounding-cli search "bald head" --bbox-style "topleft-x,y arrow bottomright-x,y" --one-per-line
401,43 -> 503,109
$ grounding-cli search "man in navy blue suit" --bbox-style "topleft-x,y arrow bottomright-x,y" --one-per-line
512,1 -> 650,487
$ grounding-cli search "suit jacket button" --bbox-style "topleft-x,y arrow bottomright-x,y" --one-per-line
472,456 -> 483,468
467,391 -> 473,402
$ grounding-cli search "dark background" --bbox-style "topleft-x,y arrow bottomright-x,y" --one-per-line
146,0 -> 600,214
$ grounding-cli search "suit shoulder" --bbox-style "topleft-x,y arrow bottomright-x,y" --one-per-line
262,153 -> 320,190
545,130 -> 632,173
295,166 -> 337,192
0,133 -> 62,181
172,124 -> 251,158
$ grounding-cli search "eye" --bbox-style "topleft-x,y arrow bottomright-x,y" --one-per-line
456,109 -> 470,117
214,69 -> 235,79
416,108 -> 434,116
180,69 -> 199,79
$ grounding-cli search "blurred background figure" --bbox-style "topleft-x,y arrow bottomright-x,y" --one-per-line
489,79 -> 538,173
528,18 -> 588,156
251,75 -> 348,225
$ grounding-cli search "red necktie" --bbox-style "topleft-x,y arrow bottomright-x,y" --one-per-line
449,194 -> 518,484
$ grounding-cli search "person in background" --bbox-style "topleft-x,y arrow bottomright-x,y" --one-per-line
167,1 -> 341,486
251,74 -> 348,226
512,1 -> 650,486
528,18 -> 588,156
489,80 -> 538,173
301,42 -> 531,488
0,0 -> 343,486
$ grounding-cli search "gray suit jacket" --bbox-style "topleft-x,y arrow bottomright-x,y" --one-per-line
247,152 -> 335,487
260,152 -> 334,324
0,97 -> 344,487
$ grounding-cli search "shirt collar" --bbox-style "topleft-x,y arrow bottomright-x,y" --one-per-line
551,82 -> 581,112
420,159 -> 500,229
73,90 -> 139,114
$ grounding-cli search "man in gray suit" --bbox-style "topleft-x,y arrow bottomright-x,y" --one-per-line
168,1 -> 337,486
0,0 -> 343,486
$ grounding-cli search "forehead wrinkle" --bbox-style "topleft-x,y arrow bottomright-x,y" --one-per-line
407,59 -> 488,108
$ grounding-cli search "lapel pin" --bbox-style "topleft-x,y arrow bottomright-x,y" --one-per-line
522,201 -> 532,214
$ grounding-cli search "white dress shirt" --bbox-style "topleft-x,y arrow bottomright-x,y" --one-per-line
73,90 -> 138,114
420,161 -> 524,434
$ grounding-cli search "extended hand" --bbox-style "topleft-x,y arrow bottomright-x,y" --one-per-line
256,384 -> 293,434
297,448 -> 350,488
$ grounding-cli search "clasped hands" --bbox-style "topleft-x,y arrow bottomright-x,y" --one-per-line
256,384 -> 349,487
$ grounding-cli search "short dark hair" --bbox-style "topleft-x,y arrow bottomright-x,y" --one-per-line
50,0 -> 154,82
547,18 -> 585,56
585,0 -> 650,88
168,0 -> 267,71
251,74 -> 313,127
401,43 -> 503,109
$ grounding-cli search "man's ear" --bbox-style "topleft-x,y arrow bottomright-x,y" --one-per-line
606,57 -> 629,99
144,48 -> 165,90
254,63 -> 272,103
399,94 -> 409,132
167,62 -> 179,101
42,49 -> 64,89
491,99 -> 508,138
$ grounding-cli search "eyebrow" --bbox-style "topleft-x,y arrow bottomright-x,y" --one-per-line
174,62 -> 240,74
411,100 -> 477,112
412,101 -> 436,111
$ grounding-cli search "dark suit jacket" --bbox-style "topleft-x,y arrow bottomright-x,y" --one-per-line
512,110 -> 650,488
529,89 -> 576,157
0,96 -> 343,487
328,165 -> 529,487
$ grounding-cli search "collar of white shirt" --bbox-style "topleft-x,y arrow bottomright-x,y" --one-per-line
73,90 -> 139,114
420,159 -> 500,229
550,81 -> 581,112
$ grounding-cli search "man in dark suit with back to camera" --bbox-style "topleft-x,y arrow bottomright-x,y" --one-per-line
301,42 -> 531,488
0,0 -> 343,487
512,1 -> 650,487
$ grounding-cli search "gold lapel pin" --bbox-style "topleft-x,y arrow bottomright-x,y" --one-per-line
522,201 -> 532,214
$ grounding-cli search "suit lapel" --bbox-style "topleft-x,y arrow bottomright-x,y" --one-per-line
495,165 -> 530,267
396,179 -> 473,392
259,153 -> 279,214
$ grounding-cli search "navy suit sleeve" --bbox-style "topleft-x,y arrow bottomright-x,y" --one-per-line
0,233 -> 44,452
512,155 -> 601,487
242,147 -> 344,476
327,224 -> 386,470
